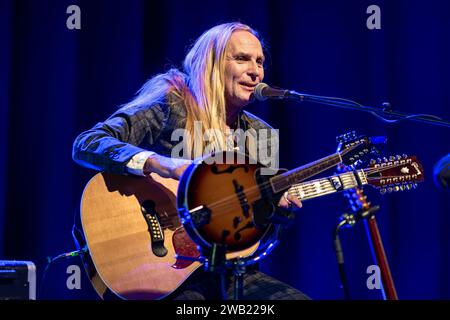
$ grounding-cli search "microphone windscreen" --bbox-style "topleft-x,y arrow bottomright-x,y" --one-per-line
254,83 -> 269,101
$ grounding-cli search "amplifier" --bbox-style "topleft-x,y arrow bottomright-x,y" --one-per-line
0,260 -> 36,300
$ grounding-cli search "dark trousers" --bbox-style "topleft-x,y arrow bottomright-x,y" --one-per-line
167,267 -> 311,300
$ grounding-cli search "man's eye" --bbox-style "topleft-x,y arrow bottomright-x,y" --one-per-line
235,56 -> 246,61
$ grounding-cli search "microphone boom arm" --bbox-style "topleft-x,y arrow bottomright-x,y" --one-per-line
287,90 -> 450,129
255,83 -> 450,128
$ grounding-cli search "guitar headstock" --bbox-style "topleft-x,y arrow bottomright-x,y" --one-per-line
336,131 -> 386,168
364,154 -> 425,194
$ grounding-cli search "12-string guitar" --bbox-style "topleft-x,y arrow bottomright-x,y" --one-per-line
80,135 -> 420,299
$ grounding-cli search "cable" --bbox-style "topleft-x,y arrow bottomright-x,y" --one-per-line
38,247 -> 87,299
334,216 -> 353,300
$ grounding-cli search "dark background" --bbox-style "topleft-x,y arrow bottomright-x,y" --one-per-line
1,0 -> 449,300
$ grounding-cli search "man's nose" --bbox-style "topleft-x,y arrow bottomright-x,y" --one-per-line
246,62 -> 260,80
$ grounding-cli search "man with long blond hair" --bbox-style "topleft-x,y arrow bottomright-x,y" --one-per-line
73,22 -> 309,300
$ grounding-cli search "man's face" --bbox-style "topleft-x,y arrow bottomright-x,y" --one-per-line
223,30 -> 265,111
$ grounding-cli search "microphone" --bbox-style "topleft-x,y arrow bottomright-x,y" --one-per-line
254,83 -> 310,101
254,83 -> 289,101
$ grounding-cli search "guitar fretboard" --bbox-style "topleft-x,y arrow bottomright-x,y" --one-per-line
287,170 -> 368,201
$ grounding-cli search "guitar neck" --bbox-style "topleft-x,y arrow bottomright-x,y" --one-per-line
288,170 -> 369,201
270,153 -> 343,193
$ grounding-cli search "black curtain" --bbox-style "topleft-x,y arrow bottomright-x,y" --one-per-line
1,0 -> 449,299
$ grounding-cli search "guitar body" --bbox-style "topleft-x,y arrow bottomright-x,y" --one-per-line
178,153 -> 274,252
80,172 -> 257,300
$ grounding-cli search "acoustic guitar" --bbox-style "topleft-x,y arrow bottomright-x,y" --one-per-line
80,137 -> 423,299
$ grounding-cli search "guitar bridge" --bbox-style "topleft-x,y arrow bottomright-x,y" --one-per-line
141,200 -> 168,257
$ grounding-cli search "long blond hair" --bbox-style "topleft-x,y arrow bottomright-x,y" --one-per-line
125,22 -> 262,158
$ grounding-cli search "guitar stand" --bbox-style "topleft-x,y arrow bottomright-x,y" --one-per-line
202,208 -> 297,300
333,206 -> 380,300
176,207 -> 291,300
203,243 -> 228,300
202,243 -> 248,300
176,228 -> 284,300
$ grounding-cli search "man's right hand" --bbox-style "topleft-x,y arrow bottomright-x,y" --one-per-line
143,154 -> 192,180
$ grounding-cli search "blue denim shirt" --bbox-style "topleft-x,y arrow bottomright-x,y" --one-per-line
73,96 -> 278,174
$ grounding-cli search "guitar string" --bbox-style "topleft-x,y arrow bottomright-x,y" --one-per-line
186,176 -> 353,218
156,166 -> 420,231
289,178 -> 354,197
291,167 -> 420,200
288,175 -> 357,199
188,162 -> 419,218
186,145 -> 372,209
185,172 -> 357,216
151,137 -> 369,229
154,163 -> 419,229
201,166 -> 374,210
150,161 -> 419,229
177,156 -> 345,216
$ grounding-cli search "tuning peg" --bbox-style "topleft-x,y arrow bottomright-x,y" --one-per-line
394,186 -> 400,192
389,156 -> 396,161
399,185 -> 405,191
405,184 -> 412,190
396,155 -> 402,160
380,188 -> 387,194
387,187 -> 393,193
370,159 -> 377,165
383,157 -> 388,163
402,154 -> 408,159
413,183 -> 418,189
377,158 -> 382,163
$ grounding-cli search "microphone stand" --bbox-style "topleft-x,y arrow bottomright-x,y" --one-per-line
283,91 -> 450,129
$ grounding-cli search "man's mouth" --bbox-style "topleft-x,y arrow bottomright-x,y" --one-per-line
239,82 -> 257,91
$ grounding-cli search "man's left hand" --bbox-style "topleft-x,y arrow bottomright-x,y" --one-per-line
278,192 -> 302,210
